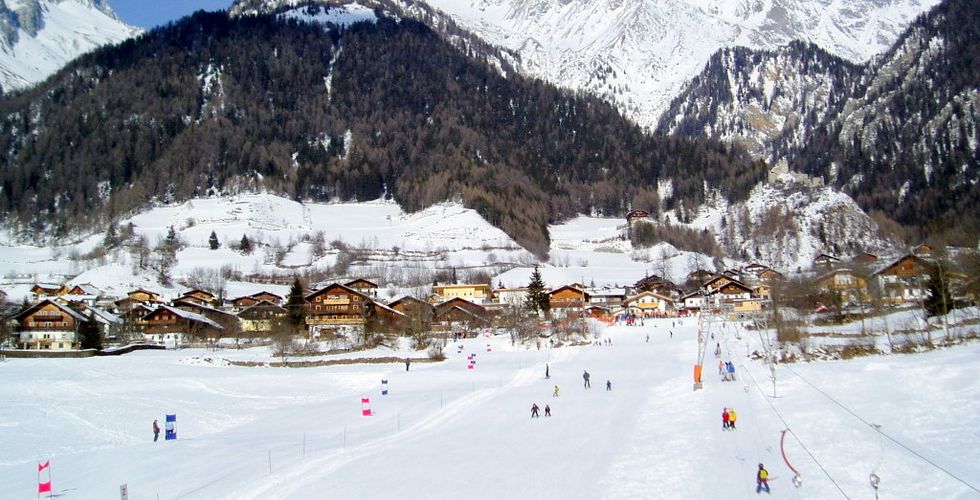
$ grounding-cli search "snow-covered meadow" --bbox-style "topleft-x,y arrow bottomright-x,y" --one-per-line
1,318 -> 978,499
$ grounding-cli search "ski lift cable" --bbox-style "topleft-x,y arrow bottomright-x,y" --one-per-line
741,357 -> 851,499
783,365 -> 980,495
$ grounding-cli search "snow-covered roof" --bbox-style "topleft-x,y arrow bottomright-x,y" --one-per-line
149,305 -> 223,330
83,306 -> 122,325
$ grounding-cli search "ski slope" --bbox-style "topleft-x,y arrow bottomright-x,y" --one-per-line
1,319 -> 979,499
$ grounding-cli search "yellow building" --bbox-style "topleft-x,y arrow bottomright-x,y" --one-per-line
432,284 -> 493,304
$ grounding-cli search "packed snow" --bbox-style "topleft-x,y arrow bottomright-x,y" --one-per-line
1,318 -> 978,498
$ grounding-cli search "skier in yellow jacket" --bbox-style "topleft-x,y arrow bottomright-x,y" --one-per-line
728,408 -> 737,430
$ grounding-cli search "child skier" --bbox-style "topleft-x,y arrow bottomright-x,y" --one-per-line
756,463 -> 770,494
152,419 -> 160,442
531,403 -> 540,418
728,408 -> 737,430
544,404 -> 551,417
553,385 -> 560,397
722,408 -> 730,430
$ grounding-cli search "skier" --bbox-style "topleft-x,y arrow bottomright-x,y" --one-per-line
583,370 -> 591,388
606,380 -> 612,391
728,408 -> 737,430
544,404 -> 551,417
670,330 -> 673,339
727,361 -> 736,381
531,403 -> 540,418
553,385 -> 560,397
719,360 -> 725,376
405,358 -> 411,371
152,419 -> 160,442
722,408 -> 730,430
756,463 -> 770,494
645,334 -> 649,343
546,363 -> 550,379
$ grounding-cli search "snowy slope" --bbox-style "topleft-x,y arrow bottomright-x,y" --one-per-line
1,318 -> 978,498
0,0 -> 140,92
414,0 -> 940,126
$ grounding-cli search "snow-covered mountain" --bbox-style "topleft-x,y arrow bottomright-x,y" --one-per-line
406,0 -> 940,127
0,0 -> 140,93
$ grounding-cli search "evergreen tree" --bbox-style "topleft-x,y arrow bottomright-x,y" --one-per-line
165,225 -> 179,249
240,234 -> 253,254
285,277 -> 306,335
924,261 -> 952,317
525,266 -> 550,315
78,312 -> 102,350
103,223 -> 118,249
208,230 -> 220,250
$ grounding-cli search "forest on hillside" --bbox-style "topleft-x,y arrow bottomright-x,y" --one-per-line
0,9 -> 764,256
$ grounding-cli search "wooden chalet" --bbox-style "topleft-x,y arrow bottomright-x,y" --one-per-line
757,268 -> 783,282
816,269 -> 869,303
634,275 -> 668,292
586,305 -> 612,319
753,285 -> 772,301
344,279 -> 379,297
127,288 -> 162,303
369,301 -> 407,333
682,291 -> 705,312
702,275 -> 738,294
743,263 -> 769,275
172,300 -> 240,334
585,287 -> 629,308
433,298 -> 490,332
231,291 -> 284,310
434,297 -> 488,319
142,305 -> 223,344
874,254 -> 935,304
548,285 -> 591,310
31,283 -> 69,299
686,269 -> 715,285
305,283 -> 372,335
11,299 -> 87,349
237,300 -> 288,335
851,252 -> 879,265
389,296 -> 435,318
67,283 -> 101,296
813,253 -> 841,269
623,291 -> 675,316
626,209 -> 650,225
176,289 -> 217,306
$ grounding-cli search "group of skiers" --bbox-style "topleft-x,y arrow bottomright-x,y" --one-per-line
530,403 -> 552,418
721,407 -> 737,430
719,360 -> 736,381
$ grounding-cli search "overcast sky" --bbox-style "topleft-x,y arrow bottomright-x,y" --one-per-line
109,0 -> 232,29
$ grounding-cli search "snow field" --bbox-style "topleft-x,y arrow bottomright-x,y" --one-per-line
2,318 -> 979,499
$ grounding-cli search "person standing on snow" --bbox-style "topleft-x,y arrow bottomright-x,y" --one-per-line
606,380 -> 612,391
645,334 -> 649,343
153,419 -> 160,442
719,360 -> 725,376
722,408 -> 730,430
544,404 -> 551,417
583,371 -> 591,388
531,403 -> 540,418
553,385 -> 560,397
546,363 -> 550,379
756,463 -> 770,494
728,408 -> 737,430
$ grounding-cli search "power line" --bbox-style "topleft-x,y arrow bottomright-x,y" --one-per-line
740,358 -> 851,499
784,365 -> 980,495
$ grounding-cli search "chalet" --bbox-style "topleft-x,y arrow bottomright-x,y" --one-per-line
142,305 -> 223,346
702,275 -> 737,294
585,287 -> 629,308
176,289 -> 217,306
127,289 -> 162,303
626,209 -> 650,225
874,254 -> 934,304
702,277 -> 754,310
851,252 -> 879,265
172,300 -> 240,334
118,303 -> 154,336
431,284 -> 493,305
370,301 -> 407,333
634,275 -> 668,292
753,285 -> 772,301
75,305 -> 123,341
67,284 -> 101,296
623,291 -> 675,317
548,285 -> 591,311
813,253 -> 841,269
31,283 -> 69,300
731,298 -> 764,316
344,279 -> 379,297
682,291 -> 705,312
388,296 -> 435,318
305,283 -> 371,336
816,269 -> 869,304
231,291 -> 284,310
743,263 -> 769,276
586,305 -> 612,319
11,299 -> 87,350
433,298 -> 490,332
495,287 -> 530,307
757,268 -> 783,282
686,269 -> 715,285
237,300 -> 288,335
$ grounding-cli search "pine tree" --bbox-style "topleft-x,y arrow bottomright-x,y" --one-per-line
924,261 -> 952,317
525,266 -> 550,315
240,234 -> 253,254
103,223 -> 118,249
286,277 -> 306,335
209,230 -> 220,250
78,312 -> 102,350
165,225 -> 179,249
